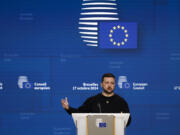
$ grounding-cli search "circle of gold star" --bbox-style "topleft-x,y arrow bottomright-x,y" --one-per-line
109,25 -> 128,47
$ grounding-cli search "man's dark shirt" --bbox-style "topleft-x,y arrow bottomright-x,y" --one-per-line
65,93 -> 131,126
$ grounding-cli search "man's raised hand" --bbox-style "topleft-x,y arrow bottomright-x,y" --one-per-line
61,97 -> 69,110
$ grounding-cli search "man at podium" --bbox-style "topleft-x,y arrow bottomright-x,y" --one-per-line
61,73 -> 131,126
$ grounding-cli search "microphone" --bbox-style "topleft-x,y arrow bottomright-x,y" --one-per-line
97,103 -> 102,113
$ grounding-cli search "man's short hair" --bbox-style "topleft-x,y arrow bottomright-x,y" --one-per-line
101,73 -> 115,82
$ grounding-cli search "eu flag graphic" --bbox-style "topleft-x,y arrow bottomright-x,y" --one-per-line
99,22 -> 137,48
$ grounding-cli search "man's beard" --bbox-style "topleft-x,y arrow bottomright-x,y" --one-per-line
103,88 -> 114,95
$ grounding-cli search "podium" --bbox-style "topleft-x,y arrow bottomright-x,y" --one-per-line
72,113 -> 130,135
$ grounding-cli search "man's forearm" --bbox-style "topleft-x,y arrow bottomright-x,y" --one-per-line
65,106 -> 79,115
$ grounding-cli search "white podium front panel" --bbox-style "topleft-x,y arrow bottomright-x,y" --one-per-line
72,113 -> 130,135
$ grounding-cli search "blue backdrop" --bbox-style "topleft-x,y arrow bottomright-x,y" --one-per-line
0,0 -> 179,135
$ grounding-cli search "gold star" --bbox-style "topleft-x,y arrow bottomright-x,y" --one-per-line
110,38 -> 113,42
124,38 -> 128,42
110,30 -> 113,33
117,25 -> 120,29
113,42 -> 116,45
113,26 -> 116,30
125,34 -> 128,37
109,34 -> 112,38
117,43 -> 120,46
124,30 -> 127,33
121,42 -> 125,45
121,26 -> 125,30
